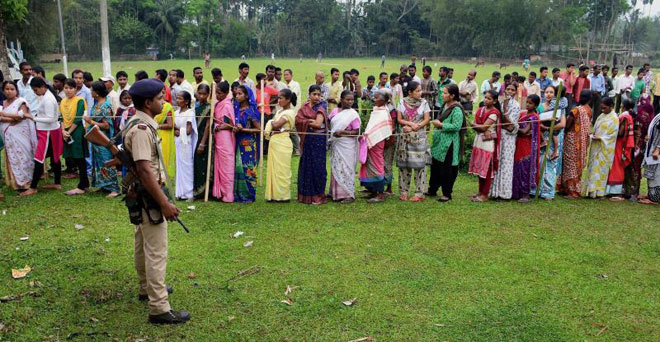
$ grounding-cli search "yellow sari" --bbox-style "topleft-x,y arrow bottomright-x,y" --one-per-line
264,108 -> 295,201
155,102 -> 176,180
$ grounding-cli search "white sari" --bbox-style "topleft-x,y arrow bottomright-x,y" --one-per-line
1,97 -> 37,189
174,108 -> 198,199
329,108 -> 360,199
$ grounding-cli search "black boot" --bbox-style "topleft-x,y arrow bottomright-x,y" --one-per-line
148,310 -> 191,324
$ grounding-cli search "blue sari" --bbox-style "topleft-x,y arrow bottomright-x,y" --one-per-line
89,100 -> 119,192
531,98 -> 567,199
233,87 -> 260,202
296,102 -> 328,204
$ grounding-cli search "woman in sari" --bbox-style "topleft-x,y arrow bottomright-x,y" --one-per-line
155,88 -> 176,180
85,81 -> 119,198
489,82 -> 520,200
193,84 -> 212,199
582,97 -> 619,198
264,89 -> 296,202
396,81 -> 430,202
640,104 -> 660,204
469,90 -> 501,202
233,85 -> 261,203
561,90 -> 592,199
627,95 -> 654,200
383,97 -> 398,195
61,79 -> 89,196
606,98 -> 635,200
212,81 -> 235,202
0,81 -> 36,191
329,90 -> 360,203
512,95 -> 541,202
428,84 -> 464,202
531,86 -> 567,200
296,85 -> 328,204
174,90 -> 197,200
360,90 -> 393,203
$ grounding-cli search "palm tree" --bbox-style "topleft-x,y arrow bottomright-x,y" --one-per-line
148,0 -> 184,53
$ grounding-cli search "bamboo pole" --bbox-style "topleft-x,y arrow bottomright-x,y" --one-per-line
535,82 -> 563,199
259,79 -> 265,186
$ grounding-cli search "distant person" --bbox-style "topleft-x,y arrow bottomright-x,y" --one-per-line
100,75 -> 119,114
642,63 -> 653,94
283,69 -> 301,155
447,68 -> 455,84
411,55 -> 417,66
52,73 -> 66,99
420,66 -> 438,109
572,65 -> 591,106
537,66 -> 551,96
389,72 -> 402,104
559,63 -> 576,107
116,70 -> 130,92
421,56 -> 426,67
350,69 -> 361,109
630,68 -> 646,104
72,69 -> 93,112
589,64 -> 605,121
241,54 -> 246,62
381,54 -> 385,68
274,67 -> 285,89
204,52 -> 210,68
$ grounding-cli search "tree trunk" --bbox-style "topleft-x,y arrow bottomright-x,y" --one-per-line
0,12 -> 12,80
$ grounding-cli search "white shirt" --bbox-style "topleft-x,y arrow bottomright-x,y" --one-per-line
33,90 -> 60,131
108,90 -> 120,114
118,84 -> 131,93
551,77 -> 563,87
618,74 -> 635,94
412,75 -> 422,84
17,76 -> 38,115
285,80 -> 302,112
178,80 -> 194,97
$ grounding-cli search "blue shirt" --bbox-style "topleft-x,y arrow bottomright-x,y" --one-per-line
537,77 -> 552,93
16,77 -> 38,116
589,74 -> 606,96
76,85 -> 94,114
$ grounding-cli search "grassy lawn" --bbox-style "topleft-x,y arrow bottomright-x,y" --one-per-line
1,152 -> 659,341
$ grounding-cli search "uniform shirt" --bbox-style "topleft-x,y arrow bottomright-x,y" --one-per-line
123,110 -> 164,182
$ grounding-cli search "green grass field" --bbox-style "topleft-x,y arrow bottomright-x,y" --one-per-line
1,58 -> 658,341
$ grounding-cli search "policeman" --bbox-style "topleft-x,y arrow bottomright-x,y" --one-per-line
124,79 -> 189,324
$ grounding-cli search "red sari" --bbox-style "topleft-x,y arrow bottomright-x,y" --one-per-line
607,111 -> 634,187
468,106 -> 501,196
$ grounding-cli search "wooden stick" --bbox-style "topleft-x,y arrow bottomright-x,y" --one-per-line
259,79 -> 265,186
203,82 -> 216,202
535,82 -> 563,199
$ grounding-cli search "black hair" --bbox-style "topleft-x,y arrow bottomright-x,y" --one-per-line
512,71 -> 519,77
340,90 -> 353,99
179,89 -> 192,109
578,89 -> 591,105
567,63 -> 575,68
238,62 -> 249,70
330,67 -> 339,74
379,72 -> 388,78
274,67 -> 282,73
33,66 -> 45,78
637,68 -> 645,75
389,72 -> 399,79
602,65 -> 610,71
625,64 -> 633,70
230,81 -> 240,90
552,68 -> 560,73
91,81 -> 108,98
236,85 -> 250,103
612,66 -> 619,71
423,65 -> 432,73
408,64 -> 416,70
517,76 -> 526,83
527,94 -> 541,107
19,61 -> 30,70
308,84 -> 321,94
445,83 -> 459,102
176,69 -> 184,78
135,70 -> 148,81
406,81 -> 420,94
64,78 -> 76,89
29,77 -> 47,88
265,64 -> 275,72
53,73 -> 66,83
155,69 -> 167,82
284,69 -> 293,75
197,83 -> 211,95
484,90 -> 501,113
83,72 -> 93,82
529,71 -> 537,77
211,68 -> 222,77
503,74 -> 512,81
71,69 -> 83,77
601,96 -> 614,108
217,81 -> 230,93
350,68 -> 359,76
119,89 -> 131,100
440,66 -> 449,73
256,73 -> 266,83
622,98 -> 635,111
544,85 -> 557,97
492,71 -> 501,78
643,63 -> 650,67
540,66 -> 548,73
279,88 -> 297,107
579,65 -> 590,72
367,75 -> 375,82
193,66 -> 202,72
116,70 -> 128,79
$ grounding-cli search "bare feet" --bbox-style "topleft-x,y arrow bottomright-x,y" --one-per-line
399,194 -> 408,201
638,198 -> 657,205
65,188 -> 86,196
609,196 -> 625,202
19,188 -> 38,197
106,191 -> 120,199
409,196 -> 426,202
518,197 -> 530,203
63,173 -> 78,179
471,195 -> 488,202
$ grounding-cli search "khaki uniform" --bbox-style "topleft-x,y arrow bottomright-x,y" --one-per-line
123,110 -> 171,315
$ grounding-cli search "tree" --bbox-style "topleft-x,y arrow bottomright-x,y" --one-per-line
0,0 -> 28,79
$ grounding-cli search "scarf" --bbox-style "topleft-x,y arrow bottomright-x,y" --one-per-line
329,108 -> 360,142
402,96 -> 423,120
363,106 -> 392,148
59,96 -> 85,128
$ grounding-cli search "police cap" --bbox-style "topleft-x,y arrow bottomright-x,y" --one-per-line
128,79 -> 164,99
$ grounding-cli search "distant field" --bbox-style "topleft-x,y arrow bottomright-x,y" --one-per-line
42,58 -> 527,101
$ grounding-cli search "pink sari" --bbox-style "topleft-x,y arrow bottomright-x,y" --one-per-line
212,96 -> 235,202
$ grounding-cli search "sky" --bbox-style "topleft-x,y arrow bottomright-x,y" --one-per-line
635,0 -> 660,16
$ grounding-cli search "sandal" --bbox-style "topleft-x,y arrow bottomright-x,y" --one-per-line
609,196 -> 624,202
65,188 -> 86,196
517,197 -> 531,203
638,198 -> 658,205
399,194 -> 408,201
471,195 -> 488,202
409,196 -> 425,202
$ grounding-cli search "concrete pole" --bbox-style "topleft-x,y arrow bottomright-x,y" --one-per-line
56,0 -> 68,76
100,0 -> 111,77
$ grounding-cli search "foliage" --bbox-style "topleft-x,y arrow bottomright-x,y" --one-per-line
111,13 -> 152,54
